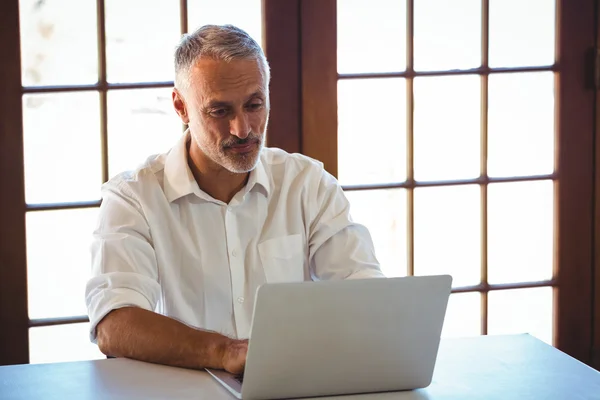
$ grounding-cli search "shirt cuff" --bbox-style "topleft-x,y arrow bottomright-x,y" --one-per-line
86,286 -> 154,343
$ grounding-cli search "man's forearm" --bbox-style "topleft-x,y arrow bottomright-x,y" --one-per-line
96,307 -> 232,370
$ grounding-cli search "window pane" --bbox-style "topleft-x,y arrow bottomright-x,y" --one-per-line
442,292 -> 481,338
489,0 -> 555,68
338,79 -> 406,185
337,0 -> 406,74
187,0 -> 262,46
488,181 -> 553,284
344,189 -> 407,277
488,72 -> 554,178
29,323 -> 104,364
414,75 -> 480,181
23,93 -> 102,204
19,0 -> 98,86
105,0 -> 181,83
108,88 -> 182,177
414,0 -> 480,71
414,185 -> 480,287
488,287 -> 553,345
27,209 -> 98,319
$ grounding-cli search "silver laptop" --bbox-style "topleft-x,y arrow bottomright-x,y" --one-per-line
206,275 -> 452,400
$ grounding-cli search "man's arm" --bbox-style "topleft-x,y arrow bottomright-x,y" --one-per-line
96,307 -> 247,374
307,166 -> 386,280
87,181 -> 246,374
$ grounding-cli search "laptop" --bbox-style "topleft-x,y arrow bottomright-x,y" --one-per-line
206,275 -> 452,400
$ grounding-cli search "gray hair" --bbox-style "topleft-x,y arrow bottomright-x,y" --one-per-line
174,24 -> 270,90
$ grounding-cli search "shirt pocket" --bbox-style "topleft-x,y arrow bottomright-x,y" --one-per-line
258,234 -> 306,283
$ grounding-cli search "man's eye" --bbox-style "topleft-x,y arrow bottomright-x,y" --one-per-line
209,109 -> 228,118
247,102 -> 263,111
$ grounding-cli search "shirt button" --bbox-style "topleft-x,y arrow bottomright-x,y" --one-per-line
231,249 -> 238,257
227,206 -> 233,212
237,296 -> 245,304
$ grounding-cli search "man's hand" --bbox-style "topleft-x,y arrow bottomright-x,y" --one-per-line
222,339 -> 249,375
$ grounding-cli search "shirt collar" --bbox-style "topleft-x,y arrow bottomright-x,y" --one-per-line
163,130 -> 271,203
244,154 -> 271,199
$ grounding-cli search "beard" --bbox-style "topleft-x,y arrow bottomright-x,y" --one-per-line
222,140 -> 264,173
212,132 -> 265,173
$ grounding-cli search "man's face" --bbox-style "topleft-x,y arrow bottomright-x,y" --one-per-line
173,57 -> 269,174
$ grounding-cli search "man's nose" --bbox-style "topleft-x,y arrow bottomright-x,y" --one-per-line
230,113 -> 251,139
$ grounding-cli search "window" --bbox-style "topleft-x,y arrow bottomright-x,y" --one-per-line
336,0 -> 557,343
14,0 -> 262,364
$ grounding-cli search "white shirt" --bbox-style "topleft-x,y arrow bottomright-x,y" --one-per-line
86,132 -> 384,341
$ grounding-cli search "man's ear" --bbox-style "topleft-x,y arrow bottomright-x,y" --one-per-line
172,88 -> 190,125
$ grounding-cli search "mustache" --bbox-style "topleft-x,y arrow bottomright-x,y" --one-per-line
222,134 -> 262,148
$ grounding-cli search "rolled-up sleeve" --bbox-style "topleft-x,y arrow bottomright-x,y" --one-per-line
86,180 -> 161,343
308,168 -> 386,280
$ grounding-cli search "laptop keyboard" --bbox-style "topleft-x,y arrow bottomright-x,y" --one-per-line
234,375 -> 244,384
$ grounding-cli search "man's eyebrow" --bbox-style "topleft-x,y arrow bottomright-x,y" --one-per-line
205,100 -> 232,109
247,91 -> 265,100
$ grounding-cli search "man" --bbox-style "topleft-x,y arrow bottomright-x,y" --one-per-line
85,24 -> 384,376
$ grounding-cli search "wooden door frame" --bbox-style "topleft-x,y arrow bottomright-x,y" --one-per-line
263,0 -> 337,176
262,0 -> 302,154
0,0 -> 29,366
593,0 -> 600,371
554,0 -> 596,365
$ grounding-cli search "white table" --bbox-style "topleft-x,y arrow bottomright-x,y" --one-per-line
1,334 -> 599,399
